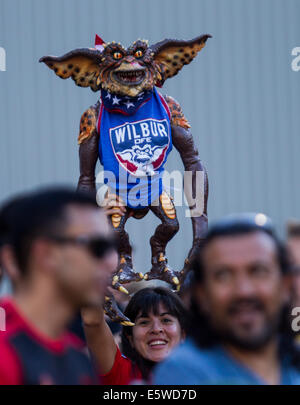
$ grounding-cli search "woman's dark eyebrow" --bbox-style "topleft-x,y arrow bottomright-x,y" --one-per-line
159,312 -> 173,317
135,314 -> 150,320
136,312 -> 173,320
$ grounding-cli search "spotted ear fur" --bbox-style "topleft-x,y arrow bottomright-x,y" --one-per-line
39,48 -> 103,92
78,101 -> 100,145
151,34 -> 211,86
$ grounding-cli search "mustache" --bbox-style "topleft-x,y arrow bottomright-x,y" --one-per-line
227,298 -> 265,315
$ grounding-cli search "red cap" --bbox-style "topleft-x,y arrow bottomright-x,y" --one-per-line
95,34 -> 105,49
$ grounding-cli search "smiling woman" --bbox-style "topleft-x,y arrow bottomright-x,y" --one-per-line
81,287 -> 187,384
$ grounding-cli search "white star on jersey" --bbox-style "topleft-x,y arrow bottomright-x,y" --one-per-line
112,95 -> 120,105
125,101 -> 135,109
105,92 -> 112,100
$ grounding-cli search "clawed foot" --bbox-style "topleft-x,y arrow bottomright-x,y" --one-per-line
111,255 -> 144,294
176,257 -> 192,285
144,253 -> 180,290
177,241 -> 205,286
103,294 -> 134,326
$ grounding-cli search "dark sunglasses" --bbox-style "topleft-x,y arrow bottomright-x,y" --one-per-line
46,234 -> 119,259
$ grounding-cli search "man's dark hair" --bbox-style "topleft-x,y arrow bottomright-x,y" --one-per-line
193,213 -> 290,284
0,195 -> 29,248
187,213 -> 300,369
0,195 -> 31,277
121,287 -> 188,380
287,221 -> 300,238
0,187 -> 98,274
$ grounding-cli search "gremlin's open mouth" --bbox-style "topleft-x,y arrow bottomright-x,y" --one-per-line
114,69 -> 146,86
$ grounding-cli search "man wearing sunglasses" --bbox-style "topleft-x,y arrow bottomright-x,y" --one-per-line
0,188 -> 118,385
154,213 -> 300,385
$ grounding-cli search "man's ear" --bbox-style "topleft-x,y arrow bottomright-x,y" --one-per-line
0,245 -> 20,285
150,34 -> 211,87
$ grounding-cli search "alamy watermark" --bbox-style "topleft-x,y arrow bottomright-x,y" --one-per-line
0,47 -> 6,72
0,306 -> 6,331
96,168 -> 205,217
291,47 -> 300,72
291,307 -> 300,332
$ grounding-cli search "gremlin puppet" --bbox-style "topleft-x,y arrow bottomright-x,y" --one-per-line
40,33 -> 210,323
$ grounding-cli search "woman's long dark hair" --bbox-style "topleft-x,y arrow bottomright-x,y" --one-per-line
121,287 -> 188,380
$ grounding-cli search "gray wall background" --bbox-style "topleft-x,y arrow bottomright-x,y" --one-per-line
0,0 -> 299,273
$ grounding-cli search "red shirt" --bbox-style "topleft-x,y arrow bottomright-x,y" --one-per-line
101,347 -> 143,385
0,298 -> 98,385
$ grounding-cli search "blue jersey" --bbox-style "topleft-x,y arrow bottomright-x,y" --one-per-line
97,88 -> 172,208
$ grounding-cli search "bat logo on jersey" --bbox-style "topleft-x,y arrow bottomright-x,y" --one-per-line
109,118 -> 170,176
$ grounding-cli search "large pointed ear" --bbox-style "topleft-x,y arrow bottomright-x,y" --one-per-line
39,48 -> 103,92
151,34 -> 211,86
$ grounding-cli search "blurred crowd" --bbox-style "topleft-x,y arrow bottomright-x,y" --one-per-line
0,187 -> 300,385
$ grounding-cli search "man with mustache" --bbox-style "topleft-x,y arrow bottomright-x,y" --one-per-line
154,213 -> 300,384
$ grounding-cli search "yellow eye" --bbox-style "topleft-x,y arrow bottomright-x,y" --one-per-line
113,52 -> 123,60
135,50 -> 143,58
